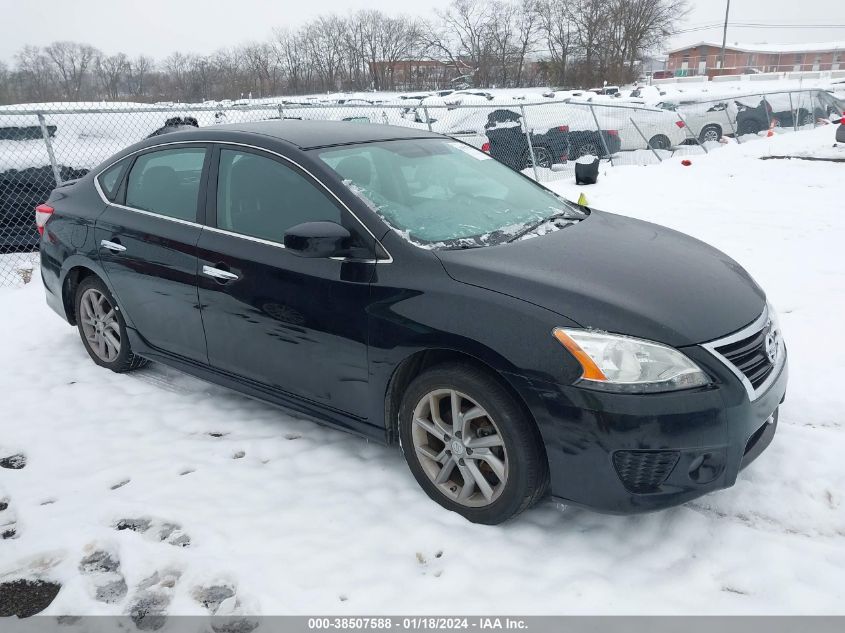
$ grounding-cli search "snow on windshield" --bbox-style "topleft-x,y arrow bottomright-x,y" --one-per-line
319,139 -> 583,248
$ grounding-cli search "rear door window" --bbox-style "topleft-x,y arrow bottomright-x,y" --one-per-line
125,148 -> 207,222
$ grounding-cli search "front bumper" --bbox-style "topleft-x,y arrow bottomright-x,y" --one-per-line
506,345 -> 788,514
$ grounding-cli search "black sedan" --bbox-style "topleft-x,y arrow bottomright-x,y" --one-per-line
37,121 -> 787,524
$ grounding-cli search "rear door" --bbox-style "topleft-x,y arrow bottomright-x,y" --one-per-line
196,145 -> 376,421
95,144 -> 209,363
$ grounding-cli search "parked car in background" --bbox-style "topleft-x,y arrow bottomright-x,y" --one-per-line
447,107 -> 617,164
38,120 -> 787,525
590,86 -> 620,96
657,99 -> 738,144
735,97 -> 815,135
816,91 -> 845,119
480,109 -> 571,170
1,166 -> 88,253
582,101 -> 687,151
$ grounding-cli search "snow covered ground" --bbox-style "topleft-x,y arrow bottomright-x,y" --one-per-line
1,126 -> 844,616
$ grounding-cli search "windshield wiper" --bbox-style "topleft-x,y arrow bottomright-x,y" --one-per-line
506,210 -> 582,243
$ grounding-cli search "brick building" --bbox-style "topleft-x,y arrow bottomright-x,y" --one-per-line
665,41 -> 845,77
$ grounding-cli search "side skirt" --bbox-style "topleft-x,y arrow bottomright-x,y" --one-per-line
126,328 -> 387,445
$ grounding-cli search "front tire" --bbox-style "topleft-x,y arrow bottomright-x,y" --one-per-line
75,276 -> 148,373
399,363 -> 548,524
699,124 -> 722,144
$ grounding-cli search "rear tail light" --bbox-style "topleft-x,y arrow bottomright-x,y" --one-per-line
557,125 -> 570,132
35,204 -> 54,236
606,129 -> 619,137
481,142 -> 491,153
675,120 -> 686,128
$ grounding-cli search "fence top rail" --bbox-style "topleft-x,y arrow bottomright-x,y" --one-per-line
655,88 -> 830,104
0,88 -> 828,118
0,100 -> 671,117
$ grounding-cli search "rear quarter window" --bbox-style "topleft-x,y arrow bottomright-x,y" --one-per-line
97,159 -> 129,201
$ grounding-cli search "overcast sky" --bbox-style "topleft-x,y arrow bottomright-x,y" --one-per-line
1,0 -> 844,63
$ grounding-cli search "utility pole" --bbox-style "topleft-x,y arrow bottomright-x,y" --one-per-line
719,0 -> 731,71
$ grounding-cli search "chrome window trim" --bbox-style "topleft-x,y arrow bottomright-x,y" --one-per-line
700,305 -> 786,402
93,139 -> 393,264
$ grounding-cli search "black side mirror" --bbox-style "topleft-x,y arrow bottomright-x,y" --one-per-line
284,221 -> 351,258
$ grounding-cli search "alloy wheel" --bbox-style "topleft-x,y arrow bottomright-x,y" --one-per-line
530,147 -> 553,168
79,288 -> 121,362
577,143 -> 599,158
410,389 -> 509,507
702,128 -> 720,143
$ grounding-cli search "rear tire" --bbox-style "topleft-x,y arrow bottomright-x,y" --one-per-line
523,146 -> 553,169
648,134 -> 671,150
399,363 -> 549,524
575,141 -> 600,158
75,276 -> 148,373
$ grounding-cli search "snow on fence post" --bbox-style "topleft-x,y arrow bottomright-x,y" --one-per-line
724,101 -> 740,144
788,92 -> 797,132
37,113 -> 62,187
422,107 -> 432,132
519,104 -> 540,182
588,104 -> 614,167
277,103 -> 285,121
629,117 -> 663,161
762,94 -> 772,129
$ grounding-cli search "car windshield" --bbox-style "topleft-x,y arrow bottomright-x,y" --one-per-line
315,138 -> 585,249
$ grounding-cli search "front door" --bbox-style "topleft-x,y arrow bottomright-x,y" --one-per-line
196,146 -> 375,421
96,145 -> 209,363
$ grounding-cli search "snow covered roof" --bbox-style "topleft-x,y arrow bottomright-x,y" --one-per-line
666,41 -> 845,55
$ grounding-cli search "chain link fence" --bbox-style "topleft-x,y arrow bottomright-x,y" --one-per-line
0,89 -> 840,286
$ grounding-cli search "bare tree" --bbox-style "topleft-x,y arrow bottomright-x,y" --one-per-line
95,53 -> 128,100
304,15 -> 346,91
45,41 -> 99,99
14,45 -> 58,102
513,0 -> 540,85
127,55 -> 153,98
421,0 -> 496,87
273,28 -> 310,94
538,0 -> 574,86
1,0 -> 687,103
241,43 -> 278,97
356,11 -> 421,90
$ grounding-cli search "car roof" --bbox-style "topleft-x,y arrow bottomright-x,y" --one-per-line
190,119 -> 441,150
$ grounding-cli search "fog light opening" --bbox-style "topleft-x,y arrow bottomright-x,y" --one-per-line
688,453 -> 722,484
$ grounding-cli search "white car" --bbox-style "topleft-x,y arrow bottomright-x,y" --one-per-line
656,99 -> 739,144
569,100 -> 689,151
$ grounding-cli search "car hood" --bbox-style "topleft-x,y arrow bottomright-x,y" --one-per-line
435,210 -> 765,347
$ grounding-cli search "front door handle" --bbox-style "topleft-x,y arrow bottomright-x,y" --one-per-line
100,239 -> 126,253
202,265 -> 239,282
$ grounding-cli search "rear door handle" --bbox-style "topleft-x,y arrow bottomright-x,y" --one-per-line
100,239 -> 126,253
202,265 -> 239,282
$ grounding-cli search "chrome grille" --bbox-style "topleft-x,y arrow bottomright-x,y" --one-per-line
702,306 -> 785,401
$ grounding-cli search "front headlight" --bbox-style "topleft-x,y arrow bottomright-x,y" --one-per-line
553,328 -> 710,393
